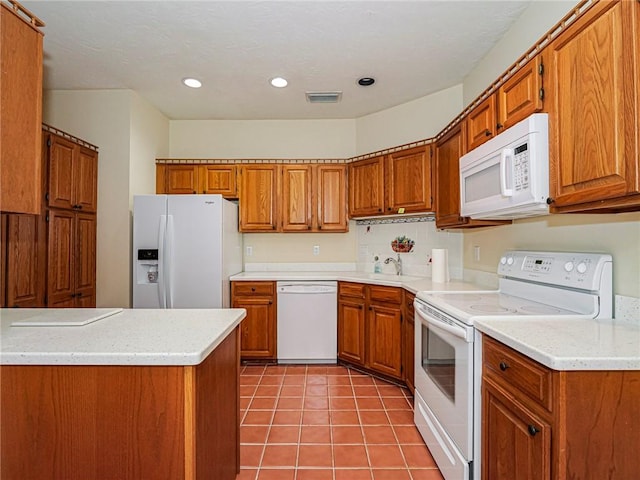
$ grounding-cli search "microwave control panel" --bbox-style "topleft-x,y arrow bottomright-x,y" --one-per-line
513,143 -> 529,191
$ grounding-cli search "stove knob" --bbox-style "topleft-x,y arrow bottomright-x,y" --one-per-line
500,256 -> 507,265
564,261 -> 574,272
577,262 -> 588,274
507,257 -> 514,266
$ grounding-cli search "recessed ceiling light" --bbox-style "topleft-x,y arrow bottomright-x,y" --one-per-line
357,77 -> 375,86
270,77 -> 288,88
182,78 -> 202,88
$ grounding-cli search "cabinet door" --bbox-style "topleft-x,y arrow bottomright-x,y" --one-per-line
164,165 -> 199,194
316,164 -> 347,232
403,292 -> 415,393
348,157 -> 385,217
47,209 -> 75,306
435,124 -> 466,228
74,213 -> 96,307
386,146 -> 432,214
200,165 -> 237,197
233,296 -> 276,359
48,135 -> 76,210
466,95 -> 497,151
337,298 -> 366,366
368,303 -> 403,379
74,147 -> 98,213
483,382 -> 551,480
1,214 -> 6,307
547,0 -> 639,210
497,56 -> 543,131
4,214 -> 45,307
239,165 -> 279,232
281,165 -> 312,232
0,4 -> 43,215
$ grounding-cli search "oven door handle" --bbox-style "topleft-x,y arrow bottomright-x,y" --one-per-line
416,307 -> 473,342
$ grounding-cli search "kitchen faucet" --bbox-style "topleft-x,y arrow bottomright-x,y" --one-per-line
384,254 -> 402,275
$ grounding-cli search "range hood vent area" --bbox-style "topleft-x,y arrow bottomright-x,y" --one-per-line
306,91 -> 342,103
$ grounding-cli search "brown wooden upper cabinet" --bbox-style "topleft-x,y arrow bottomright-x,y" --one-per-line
281,164 -> 313,232
47,133 -> 98,213
435,123 -> 510,230
435,123 -> 467,228
316,164 -> 348,232
466,56 -> 544,152
282,164 -> 348,232
239,164 -> 280,232
348,156 -> 385,217
349,146 -> 433,218
200,164 -> 237,197
546,0 -> 640,212
157,164 -> 238,197
386,146 -> 433,214
0,2 -> 44,215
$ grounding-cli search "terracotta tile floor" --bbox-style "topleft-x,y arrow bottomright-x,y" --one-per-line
239,364 -> 444,480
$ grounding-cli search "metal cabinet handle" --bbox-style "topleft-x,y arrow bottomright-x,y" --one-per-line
528,425 -> 539,436
485,129 -> 492,137
499,361 -> 509,371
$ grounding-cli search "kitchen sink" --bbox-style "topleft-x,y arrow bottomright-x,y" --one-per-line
365,273 -> 423,282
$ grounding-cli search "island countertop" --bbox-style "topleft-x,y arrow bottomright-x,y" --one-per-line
0,308 -> 246,366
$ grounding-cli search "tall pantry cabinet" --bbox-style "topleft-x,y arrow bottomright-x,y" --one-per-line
0,126 -> 99,308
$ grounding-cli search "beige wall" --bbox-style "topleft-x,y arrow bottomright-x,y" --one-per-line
130,93 -> 170,204
43,90 -> 169,308
462,213 -> 640,298
463,0 -> 578,105
355,84 -> 463,155
169,119 -> 356,159
244,228 -> 358,264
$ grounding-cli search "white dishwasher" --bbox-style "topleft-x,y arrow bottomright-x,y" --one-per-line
276,281 -> 337,363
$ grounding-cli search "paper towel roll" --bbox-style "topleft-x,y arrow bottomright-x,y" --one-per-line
432,248 -> 450,283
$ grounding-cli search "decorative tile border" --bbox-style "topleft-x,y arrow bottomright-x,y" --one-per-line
355,215 -> 435,226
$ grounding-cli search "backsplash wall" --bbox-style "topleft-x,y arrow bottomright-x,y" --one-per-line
356,217 -> 463,278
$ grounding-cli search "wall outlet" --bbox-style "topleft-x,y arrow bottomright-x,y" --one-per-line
246,246 -> 253,257
313,245 -> 320,256
474,245 -> 481,262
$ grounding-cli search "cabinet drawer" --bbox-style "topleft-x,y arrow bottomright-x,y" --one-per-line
483,336 -> 552,412
369,285 -> 402,305
232,281 -> 274,296
339,282 -> 366,299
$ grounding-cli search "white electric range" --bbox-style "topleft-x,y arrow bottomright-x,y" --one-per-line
413,250 -> 613,480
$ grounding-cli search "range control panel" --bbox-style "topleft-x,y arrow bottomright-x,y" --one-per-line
498,250 -> 612,291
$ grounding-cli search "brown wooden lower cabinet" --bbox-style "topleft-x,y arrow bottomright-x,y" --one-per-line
337,282 -> 403,381
232,281 -> 277,360
402,291 -> 415,394
0,327 -> 240,480
47,208 -> 96,307
482,336 -> 640,480
0,213 -> 46,307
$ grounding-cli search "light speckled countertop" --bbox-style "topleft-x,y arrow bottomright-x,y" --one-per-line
230,271 -> 485,294
475,317 -> 640,370
0,308 -> 246,366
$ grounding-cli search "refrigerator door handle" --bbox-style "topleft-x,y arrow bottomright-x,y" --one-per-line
158,215 -> 167,308
166,215 -> 175,308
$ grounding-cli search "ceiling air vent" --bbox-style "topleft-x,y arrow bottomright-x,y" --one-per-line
306,91 -> 342,103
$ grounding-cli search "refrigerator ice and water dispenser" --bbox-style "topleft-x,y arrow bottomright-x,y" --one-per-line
136,249 -> 159,284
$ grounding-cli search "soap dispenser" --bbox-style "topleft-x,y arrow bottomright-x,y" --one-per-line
374,255 -> 382,273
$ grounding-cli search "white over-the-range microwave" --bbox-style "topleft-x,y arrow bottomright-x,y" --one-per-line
459,113 -> 549,220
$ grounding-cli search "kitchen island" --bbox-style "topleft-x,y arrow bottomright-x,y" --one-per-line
0,308 -> 246,480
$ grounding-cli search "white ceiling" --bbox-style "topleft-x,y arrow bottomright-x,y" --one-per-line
25,1 -> 532,120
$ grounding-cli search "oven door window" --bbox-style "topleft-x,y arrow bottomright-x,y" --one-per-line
421,322 -> 455,402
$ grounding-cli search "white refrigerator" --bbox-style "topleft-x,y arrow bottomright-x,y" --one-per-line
133,194 -> 242,308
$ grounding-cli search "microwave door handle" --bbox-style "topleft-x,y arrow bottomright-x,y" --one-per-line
500,148 -> 514,197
